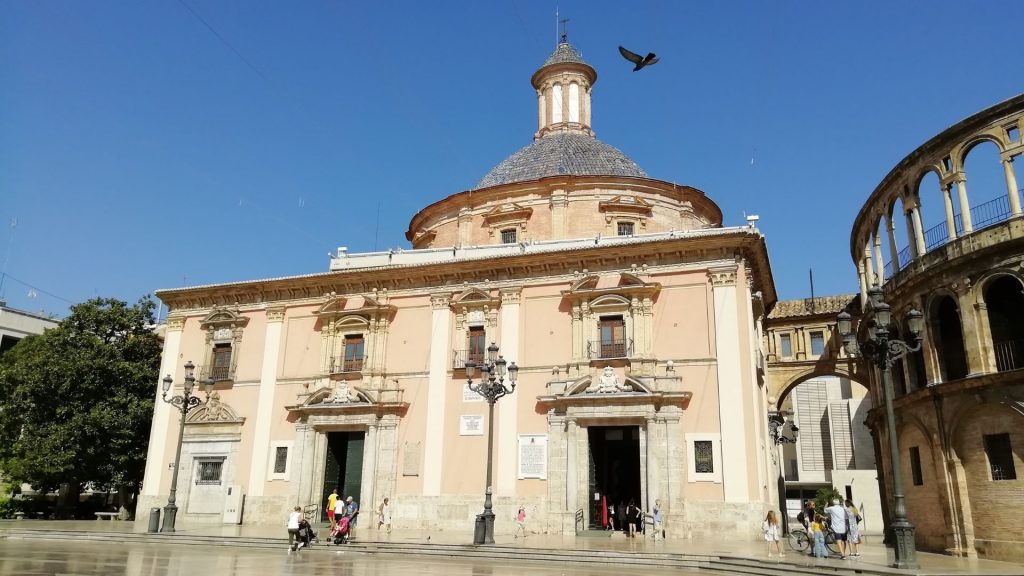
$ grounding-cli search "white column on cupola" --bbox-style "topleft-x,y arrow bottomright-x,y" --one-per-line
531,40 -> 596,138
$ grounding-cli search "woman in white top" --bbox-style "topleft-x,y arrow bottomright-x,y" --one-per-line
287,506 -> 303,551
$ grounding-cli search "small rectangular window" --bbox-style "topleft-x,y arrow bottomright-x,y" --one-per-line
501,229 -> 517,244
212,343 -> 232,380
910,446 -> 923,486
468,326 -> 486,365
694,440 -> 714,473
984,433 -> 1017,481
780,334 -> 793,358
810,331 -> 825,356
1007,125 -> 1020,142
942,156 -> 952,171
273,447 -> 289,475
196,459 -> 224,485
617,221 -> 634,236
343,335 -> 364,372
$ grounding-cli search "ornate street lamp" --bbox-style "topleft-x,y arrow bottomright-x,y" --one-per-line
767,412 -> 799,445
837,286 -> 923,569
464,342 -> 519,545
160,361 -> 214,533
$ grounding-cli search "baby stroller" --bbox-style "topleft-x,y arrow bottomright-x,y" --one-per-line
330,515 -> 350,544
297,519 -> 318,548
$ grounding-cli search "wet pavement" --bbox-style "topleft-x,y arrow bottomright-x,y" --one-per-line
0,538 -> 705,576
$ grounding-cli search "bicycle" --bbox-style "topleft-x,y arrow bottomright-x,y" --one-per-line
787,527 -> 841,556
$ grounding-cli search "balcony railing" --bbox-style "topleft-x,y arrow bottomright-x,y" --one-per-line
196,364 -> 233,382
451,349 -> 485,371
329,356 -> 365,374
885,189 -> 1023,276
994,339 -> 1024,372
587,338 -> 633,360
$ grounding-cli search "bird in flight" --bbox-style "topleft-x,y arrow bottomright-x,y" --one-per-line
618,46 -> 659,71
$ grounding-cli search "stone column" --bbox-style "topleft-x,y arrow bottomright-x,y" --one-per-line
858,261 -> 868,309
886,213 -> 900,271
457,208 -> 472,246
954,176 -> 973,233
944,455 -> 977,556
546,414 -> 567,533
942,184 -> 958,241
863,247 -> 876,287
904,207 -> 918,258
289,423 -> 317,508
645,416 -> 664,513
873,233 -> 886,283
911,206 -> 927,255
141,316 -> 186,498
423,294 -> 451,496
954,280 -> 987,376
536,89 -> 545,133
248,306 -> 286,497
565,418 -> 579,531
360,422 -> 379,522
1003,158 -> 1021,216
709,265 -> 750,502
497,288 -> 522,497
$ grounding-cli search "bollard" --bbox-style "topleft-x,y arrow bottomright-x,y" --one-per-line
473,514 -> 486,544
148,508 -> 161,533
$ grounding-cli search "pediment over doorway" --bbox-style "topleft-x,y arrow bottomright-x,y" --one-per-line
286,382 -> 409,420
537,371 -> 690,412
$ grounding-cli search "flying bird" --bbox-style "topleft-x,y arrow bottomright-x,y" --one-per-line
618,46 -> 659,71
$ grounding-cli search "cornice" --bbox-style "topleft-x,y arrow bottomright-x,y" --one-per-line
157,230 -> 777,313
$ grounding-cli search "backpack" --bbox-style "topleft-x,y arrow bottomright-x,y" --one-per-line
796,511 -> 806,525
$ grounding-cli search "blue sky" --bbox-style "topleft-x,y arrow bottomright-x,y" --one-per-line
1,1 -> 1021,318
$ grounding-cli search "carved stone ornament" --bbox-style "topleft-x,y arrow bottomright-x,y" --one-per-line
586,366 -> 631,393
186,391 -> 244,423
213,327 -> 234,341
709,267 -> 738,287
325,381 -> 361,404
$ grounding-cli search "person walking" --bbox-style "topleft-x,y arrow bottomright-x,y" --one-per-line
333,494 -> 347,538
377,497 -> 392,534
651,499 -> 664,541
762,511 -> 784,557
327,489 -> 339,531
345,496 -> 360,539
286,506 -> 303,552
626,499 -> 640,538
845,499 -> 862,557
607,498 -> 617,531
824,498 -> 849,558
513,506 -> 527,539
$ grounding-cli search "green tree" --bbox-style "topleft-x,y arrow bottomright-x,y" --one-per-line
0,297 -> 161,515
815,486 -> 844,514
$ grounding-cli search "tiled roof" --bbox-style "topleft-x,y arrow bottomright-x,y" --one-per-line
476,132 -> 647,189
542,42 -> 588,67
767,295 -> 857,320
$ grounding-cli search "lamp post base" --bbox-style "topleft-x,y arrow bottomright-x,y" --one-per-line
473,511 -> 495,545
891,521 -> 918,569
161,504 -> 178,533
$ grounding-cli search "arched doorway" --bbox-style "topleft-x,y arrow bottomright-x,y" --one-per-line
931,295 -> 968,381
984,276 -> 1024,371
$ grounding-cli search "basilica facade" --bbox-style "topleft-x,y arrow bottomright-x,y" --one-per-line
139,40 -> 780,538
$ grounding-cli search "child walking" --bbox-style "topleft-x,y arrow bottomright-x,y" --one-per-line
513,506 -> 527,539
762,511 -> 784,557
811,514 -> 828,558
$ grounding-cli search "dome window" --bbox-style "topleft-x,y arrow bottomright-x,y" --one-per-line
501,228 -> 518,244
617,221 -> 635,236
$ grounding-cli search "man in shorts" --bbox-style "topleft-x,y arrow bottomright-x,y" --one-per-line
326,489 -> 339,530
824,498 -> 849,558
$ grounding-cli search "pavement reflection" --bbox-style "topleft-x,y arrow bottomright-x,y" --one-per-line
0,539 -> 705,576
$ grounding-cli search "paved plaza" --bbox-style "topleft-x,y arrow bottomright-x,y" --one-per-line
0,538 -> 704,576
2,520 -> 1024,576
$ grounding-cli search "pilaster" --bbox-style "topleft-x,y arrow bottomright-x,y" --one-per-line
708,265 -> 750,502
497,288 -> 522,497
423,294 -> 451,496
141,315 -> 186,497
248,306 -> 285,497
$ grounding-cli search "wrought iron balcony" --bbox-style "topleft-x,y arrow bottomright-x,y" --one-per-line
452,349 -> 486,371
994,339 -> 1024,372
196,364 -> 233,382
329,356 -> 365,374
587,338 -> 633,360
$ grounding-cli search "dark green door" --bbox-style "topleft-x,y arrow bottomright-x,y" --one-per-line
321,431 -> 365,521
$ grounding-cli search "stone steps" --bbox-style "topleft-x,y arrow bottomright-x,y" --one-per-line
2,528 -> 1018,576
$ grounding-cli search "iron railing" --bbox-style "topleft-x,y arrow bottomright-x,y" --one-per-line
994,339 -> 1024,372
451,349 -> 486,371
329,356 -> 365,373
885,189 -> 1023,275
587,338 -> 633,359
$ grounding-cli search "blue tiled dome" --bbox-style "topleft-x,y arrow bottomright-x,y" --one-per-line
476,132 -> 647,189
542,42 -> 588,67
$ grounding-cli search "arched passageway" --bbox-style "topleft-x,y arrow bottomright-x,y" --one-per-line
931,295 -> 968,381
984,276 -> 1024,371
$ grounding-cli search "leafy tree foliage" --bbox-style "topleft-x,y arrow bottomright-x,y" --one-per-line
0,297 -> 161,502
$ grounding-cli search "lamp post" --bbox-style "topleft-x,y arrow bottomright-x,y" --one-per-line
837,286 -> 923,569
160,361 -> 214,533
464,342 -> 519,545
